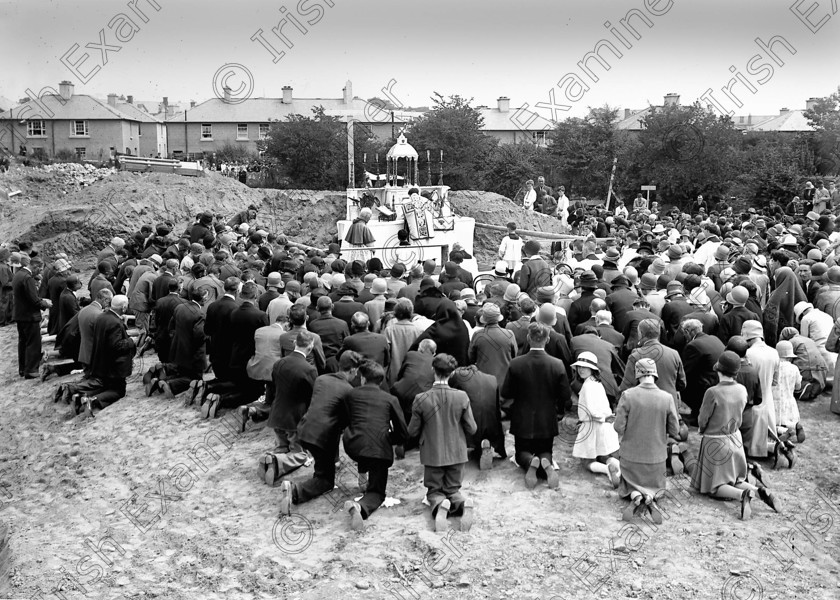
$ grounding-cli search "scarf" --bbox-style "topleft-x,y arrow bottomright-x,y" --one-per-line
762,267 -> 807,346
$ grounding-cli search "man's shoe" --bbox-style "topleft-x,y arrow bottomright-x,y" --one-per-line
524,456 -> 540,489
435,499 -> 451,532
186,379 -> 205,407
479,439 -> 493,470
82,397 -> 95,419
541,457 -> 560,490
257,453 -> 272,481
647,497 -> 663,524
264,454 -> 278,486
783,442 -> 796,469
797,383 -> 812,402
238,406 -> 250,433
740,489 -> 753,520
772,441 -> 782,469
607,458 -> 621,489
622,495 -> 643,522
145,378 -> 159,397
795,423 -> 806,444
54,384 -> 65,403
460,498 -> 475,532
24,372 -> 39,380
345,501 -> 364,531
757,487 -> 779,512
278,480 -> 292,516
207,393 -> 220,419
70,393 -> 82,415
394,444 -> 405,460
159,380 -> 174,399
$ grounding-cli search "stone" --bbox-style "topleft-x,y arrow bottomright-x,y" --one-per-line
291,570 -> 311,582
355,580 -> 370,590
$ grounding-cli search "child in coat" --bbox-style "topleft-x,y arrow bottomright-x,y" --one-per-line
571,352 -> 621,486
773,341 -> 805,468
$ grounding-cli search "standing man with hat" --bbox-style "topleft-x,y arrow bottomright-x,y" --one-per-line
13,256 -> 52,379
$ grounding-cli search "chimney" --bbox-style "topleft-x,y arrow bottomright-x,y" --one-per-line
127,95 -> 133,104
497,97 -> 510,113
624,108 -> 632,119
806,97 -> 820,111
282,85 -> 293,104
107,93 -> 117,107
59,80 -> 74,101
343,80 -> 353,104
222,86 -> 232,102
190,100 -> 196,108
663,93 -> 680,107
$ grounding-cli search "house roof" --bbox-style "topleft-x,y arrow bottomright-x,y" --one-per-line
0,96 -> 13,112
747,109 -> 814,132
0,94 -> 141,121
166,97 -> 423,124
478,106 -> 554,132
615,107 -> 654,131
115,102 -> 164,123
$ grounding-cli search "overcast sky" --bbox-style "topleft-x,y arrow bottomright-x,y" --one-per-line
1,0 -> 837,118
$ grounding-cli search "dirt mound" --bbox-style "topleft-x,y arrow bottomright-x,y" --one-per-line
0,168 -> 346,268
450,190 -> 569,263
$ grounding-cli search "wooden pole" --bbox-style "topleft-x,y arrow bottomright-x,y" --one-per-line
474,221 -> 613,242
605,156 -> 617,212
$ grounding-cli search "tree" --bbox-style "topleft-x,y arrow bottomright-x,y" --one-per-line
259,107 -> 383,189
407,93 -> 497,190
635,103 -> 742,206
482,142 -> 549,200
804,86 -> 840,176
546,106 -> 639,203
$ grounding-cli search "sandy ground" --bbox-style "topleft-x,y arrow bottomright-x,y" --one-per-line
0,325 -> 839,600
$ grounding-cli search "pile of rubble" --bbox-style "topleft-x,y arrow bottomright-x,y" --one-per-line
39,162 -> 116,187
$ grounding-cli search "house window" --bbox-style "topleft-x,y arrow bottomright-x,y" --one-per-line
532,131 -> 547,145
259,123 -> 269,139
73,121 -> 89,136
237,124 -> 248,140
201,124 -> 212,139
75,147 -> 86,159
27,121 -> 46,137
138,124 -> 143,136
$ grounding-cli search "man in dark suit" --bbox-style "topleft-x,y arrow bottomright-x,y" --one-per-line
152,279 -> 186,364
150,259 -> 179,308
717,286 -> 761,344
606,275 -> 640,333
46,258 -> 71,334
308,296 -> 349,363
78,289 -> 111,372
517,241 -> 552,300
681,318 -> 726,425
150,288 -> 206,399
391,339 -> 437,422
204,277 -> 240,381
413,279 -> 452,319
592,310 -> 625,355
573,298 -> 607,336
71,295 -> 135,416
340,360 -> 408,530
621,297 -> 663,358
278,304 -> 326,374
203,281 -> 269,418
501,322 -> 572,489
331,284 -> 366,327
337,312 -> 389,369
567,271 -> 599,333
56,275 -> 81,335
13,256 -> 51,378
263,331 -> 318,484
278,351 -> 363,513
661,282 -> 694,345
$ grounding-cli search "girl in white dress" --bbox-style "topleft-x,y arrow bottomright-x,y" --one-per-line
572,352 -> 621,487
773,341 -> 805,467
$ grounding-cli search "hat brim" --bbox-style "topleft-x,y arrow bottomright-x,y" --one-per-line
713,363 -> 739,377
571,360 -> 600,370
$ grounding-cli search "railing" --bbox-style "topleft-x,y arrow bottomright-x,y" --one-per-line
339,243 -> 450,269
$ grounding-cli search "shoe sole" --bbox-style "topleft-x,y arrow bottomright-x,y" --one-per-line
258,454 -> 271,481
542,458 -> 559,489
264,456 -> 278,486
279,481 -> 291,516
460,499 -> 474,532
479,440 -> 493,470
239,408 -> 249,433
796,425 -> 806,444
740,492 -> 752,520
346,502 -> 364,531
208,397 -> 219,419
608,462 -> 620,488
435,501 -> 450,532
524,457 -> 540,489
161,382 -> 174,399
200,396 -> 212,419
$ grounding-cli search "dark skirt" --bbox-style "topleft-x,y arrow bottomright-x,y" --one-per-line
690,433 -> 748,495
617,459 -> 666,499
